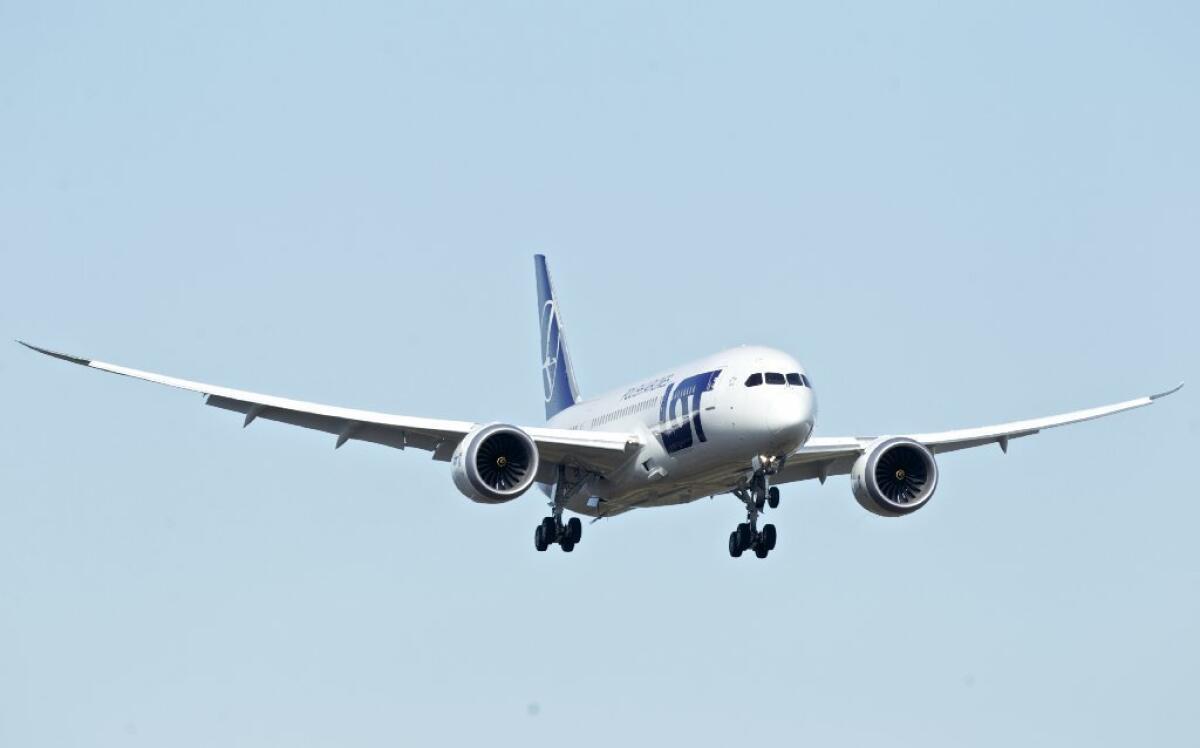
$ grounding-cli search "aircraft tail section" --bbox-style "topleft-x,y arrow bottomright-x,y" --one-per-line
535,255 -> 580,420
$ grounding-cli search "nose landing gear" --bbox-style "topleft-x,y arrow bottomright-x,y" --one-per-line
729,458 -> 783,559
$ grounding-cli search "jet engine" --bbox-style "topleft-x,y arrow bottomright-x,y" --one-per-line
851,437 -> 939,517
451,423 -> 540,504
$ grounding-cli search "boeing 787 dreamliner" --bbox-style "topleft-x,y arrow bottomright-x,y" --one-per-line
21,255 -> 1182,558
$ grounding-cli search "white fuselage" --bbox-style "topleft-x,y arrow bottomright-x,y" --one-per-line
547,346 -> 816,515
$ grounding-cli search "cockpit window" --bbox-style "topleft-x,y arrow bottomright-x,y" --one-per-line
765,372 -> 786,385
803,374 -> 812,387
786,372 -> 802,386
745,373 -> 763,387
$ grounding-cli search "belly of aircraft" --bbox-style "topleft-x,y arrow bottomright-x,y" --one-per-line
567,457 -> 749,517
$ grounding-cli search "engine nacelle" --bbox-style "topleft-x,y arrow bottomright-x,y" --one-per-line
851,437 -> 939,517
451,423 -> 540,504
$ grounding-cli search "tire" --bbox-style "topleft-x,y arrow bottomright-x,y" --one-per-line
567,517 -> 582,544
728,531 -> 743,558
540,517 -> 558,544
561,539 -> 575,553
762,523 -> 777,551
754,545 -> 770,559
736,523 -> 753,551
767,487 -> 780,509
534,525 -> 549,552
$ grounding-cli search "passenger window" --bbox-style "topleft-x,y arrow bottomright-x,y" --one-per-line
786,373 -> 802,386
745,373 -> 763,387
765,372 -> 785,385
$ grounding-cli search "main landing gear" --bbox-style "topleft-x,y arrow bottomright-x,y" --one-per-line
728,457 -> 783,559
535,465 -> 588,553
728,522 -> 776,558
534,514 -> 583,552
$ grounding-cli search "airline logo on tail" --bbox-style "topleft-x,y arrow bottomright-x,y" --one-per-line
541,299 -> 561,404
534,255 -> 579,420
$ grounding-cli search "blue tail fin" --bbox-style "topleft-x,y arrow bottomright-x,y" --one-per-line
535,255 -> 580,419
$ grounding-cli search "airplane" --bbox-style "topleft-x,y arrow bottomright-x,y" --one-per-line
20,255 -> 1183,559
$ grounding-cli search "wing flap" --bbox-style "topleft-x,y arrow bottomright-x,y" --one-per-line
204,394 -> 423,451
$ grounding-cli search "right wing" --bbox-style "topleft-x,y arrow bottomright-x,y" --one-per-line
775,384 -> 1183,486
19,342 -> 641,479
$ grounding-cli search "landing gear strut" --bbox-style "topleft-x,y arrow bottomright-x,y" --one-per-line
729,457 -> 782,559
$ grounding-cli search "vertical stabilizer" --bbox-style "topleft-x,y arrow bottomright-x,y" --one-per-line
534,255 -> 581,419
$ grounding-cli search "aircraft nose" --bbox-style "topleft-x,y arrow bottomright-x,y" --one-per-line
772,388 -> 815,441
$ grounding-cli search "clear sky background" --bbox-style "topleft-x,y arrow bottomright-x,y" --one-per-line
1,2 -> 1197,746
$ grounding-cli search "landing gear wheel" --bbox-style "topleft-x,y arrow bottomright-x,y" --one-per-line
754,544 -> 770,559
540,517 -> 557,544
735,523 -> 753,552
761,523 -> 777,551
534,524 -> 549,552
566,517 -> 582,544
560,539 -> 576,553
767,487 -> 780,509
728,531 -> 743,558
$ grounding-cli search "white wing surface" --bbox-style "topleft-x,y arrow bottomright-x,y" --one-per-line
775,384 -> 1183,486
19,342 -> 640,478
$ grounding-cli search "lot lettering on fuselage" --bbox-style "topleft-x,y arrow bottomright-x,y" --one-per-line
657,369 -> 722,454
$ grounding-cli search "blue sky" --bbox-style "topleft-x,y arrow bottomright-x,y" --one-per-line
1,2 -> 1197,746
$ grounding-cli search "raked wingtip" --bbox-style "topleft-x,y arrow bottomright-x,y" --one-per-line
1150,382 -> 1184,401
16,340 -> 92,366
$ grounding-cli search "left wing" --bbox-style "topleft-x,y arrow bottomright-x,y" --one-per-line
775,384 -> 1183,486
19,342 -> 641,479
